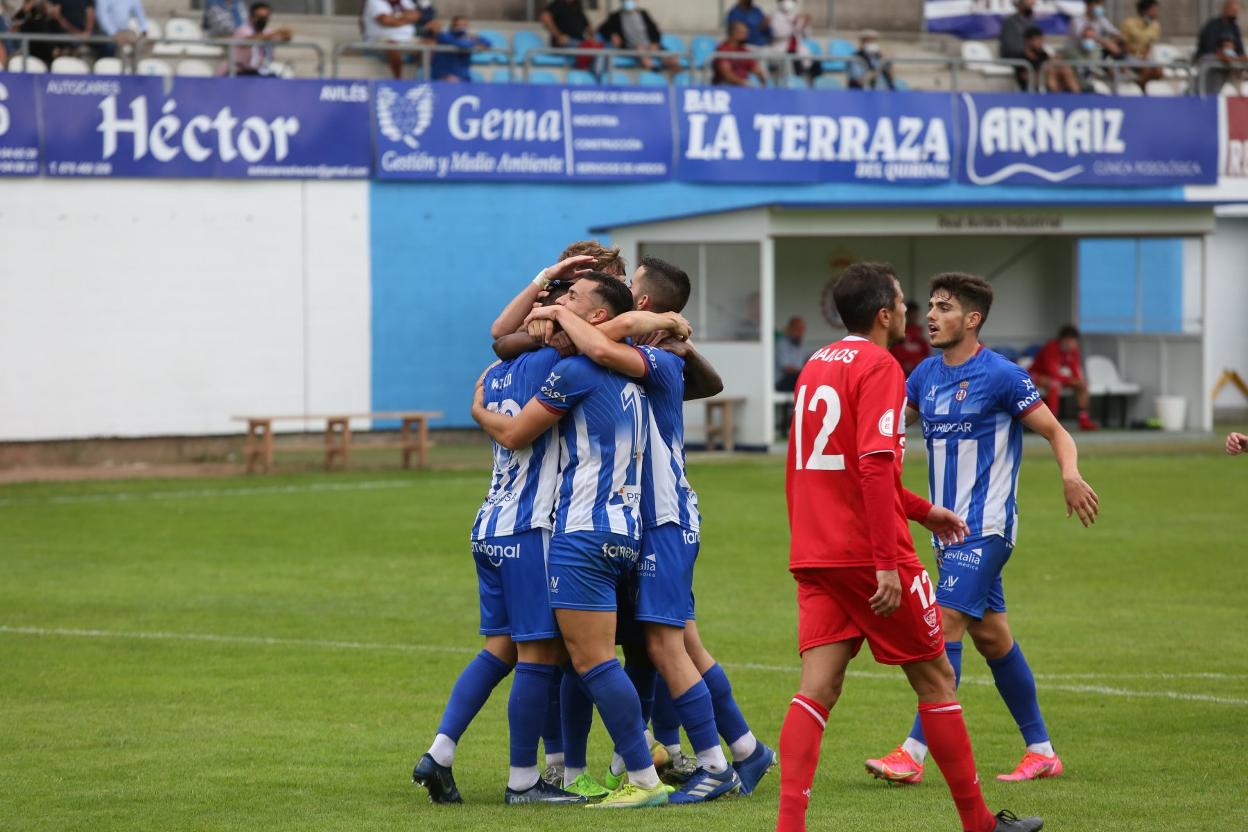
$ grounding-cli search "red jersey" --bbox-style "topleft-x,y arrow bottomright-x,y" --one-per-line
786,337 -> 921,570
889,324 -> 931,377
1030,339 -> 1083,382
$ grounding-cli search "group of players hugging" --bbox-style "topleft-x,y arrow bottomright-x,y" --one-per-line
411,243 -> 1100,832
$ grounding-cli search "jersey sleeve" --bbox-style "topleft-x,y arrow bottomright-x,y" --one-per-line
997,360 -> 1044,419
634,345 -> 685,394
518,347 -> 561,403
536,356 -> 597,413
905,360 -> 926,411
855,355 -> 905,458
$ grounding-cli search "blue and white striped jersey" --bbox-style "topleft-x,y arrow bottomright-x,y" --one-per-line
471,347 -> 562,540
536,355 -> 649,540
906,347 -> 1043,547
635,345 -> 700,531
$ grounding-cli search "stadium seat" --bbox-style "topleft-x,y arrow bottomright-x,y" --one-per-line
1115,82 -> 1143,95
140,18 -> 162,39
513,29 -> 566,66
268,60 -> 295,78
823,38 -> 855,72
474,29 -> 508,64
565,68 -> 597,85
893,78 -> 910,91
137,57 -> 173,76
175,58 -> 213,76
1086,355 -> 1141,427
93,56 -> 124,74
803,38 -> 823,57
51,56 -> 91,74
492,67 -> 516,82
603,71 -> 633,85
158,17 -> 222,57
7,54 -> 48,73
1151,42 -> 1183,77
606,47 -> 638,68
1090,78 -> 1113,94
637,70 -> 668,86
1220,82 -> 1239,96
691,34 -> 718,69
527,69 -> 558,84
672,70 -> 692,86
785,74 -> 809,89
814,73 -> 843,90
468,68 -> 486,82
660,33 -> 688,66
1146,78 -> 1181,96
962,40 -> 1014,75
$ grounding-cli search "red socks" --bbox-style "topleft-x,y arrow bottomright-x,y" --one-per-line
918,702 -> 997,832
777,694 -> 828,832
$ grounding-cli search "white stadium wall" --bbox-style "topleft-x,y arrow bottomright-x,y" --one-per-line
1206,214 -> 1248,416
0,179 -> 371,441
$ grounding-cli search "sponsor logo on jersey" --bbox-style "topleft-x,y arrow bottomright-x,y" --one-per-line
941,548 -> 982,569
601,543 -> 640,562
549,576 -> 560,593
681,529 -> 700,546
472,540 -> 522,567
612,487 -> 642,506
939,574 -> 959,591
483,490 -> 519,506
1016,390 -> 1040,411
540,372 -> 566,402
955,380 -> 969,402
926,384 -> 938,401
878,409 -> 896,437
925,420 -> 974,434
639,553 -> 658,576
810,346 -> 860,364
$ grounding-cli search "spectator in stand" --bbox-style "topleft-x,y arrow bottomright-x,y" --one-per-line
713,19 -> 765,84
598,1 -> 679,74
539,0 -> 590,47
775,315 -> 808,437
52,0 -> 93,45
95,0 -> 146,57
362,0 -> 423,79
1121,0 -> 1163,88
1061,22 -> 1107,91
1199,33 -> 1247,91
726,0 -> 769,47
227,1 -> 290,76
770,0 -> 822,84
1196,0 -> 1245,91
889,301 -> 929,376
1030,325 -> 1099,431
1069,0 -> 1122,52
12,0 -> 65,63
999,0 -> 1036,63
1019,25 -> 1081,91
432,13 -> 488,81
203,0 -> 244,38
847,29 -> 896,89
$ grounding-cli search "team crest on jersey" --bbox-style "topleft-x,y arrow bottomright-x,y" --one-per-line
878,409 -> 896,437
954,380 -> 969,402
923,608 -> 939,629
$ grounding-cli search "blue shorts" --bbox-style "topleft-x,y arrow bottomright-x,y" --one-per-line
634,524 -> 699,628
547,531 -> 640,613
472,528 -> 557,642
935,534 -> 1012,620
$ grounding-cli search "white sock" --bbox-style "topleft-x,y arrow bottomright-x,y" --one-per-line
428,734 -> 456,767
696,745 -> 729,774
628,764 -> 660,790
1027,741 -> 1055,757
902,737 -> 928,765
563,766 -> 585,788
609,753 -> 627,776
665,743 -> 682,757
508,766 -> 540,792
545,752 -> 564,767
729,731 -> 758,762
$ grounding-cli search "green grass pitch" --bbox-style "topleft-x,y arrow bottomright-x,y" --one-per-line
2,450 -> 1245,831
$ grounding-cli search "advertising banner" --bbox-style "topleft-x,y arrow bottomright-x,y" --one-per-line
41,76 -> 371,179
374,81 -> 672,181
0,73 -> 41,176
924,0 -> 1084,40
958,92 -> 1218,186
1224,97 -> 1248,177
677,86 -> 954,184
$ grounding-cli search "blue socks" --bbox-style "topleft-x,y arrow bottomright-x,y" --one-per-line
581,659 -> 651,773
702,663 -> 750,745
542,665 -> 564,757
671,680 -> 719,754
560,664 -> 594,770
651,674 -> 682,747
436,649 -> 512,742
987,642 -> 1049,745
625,659 -> 658,727
908,641 -> 963,746
510,663 -> 556,767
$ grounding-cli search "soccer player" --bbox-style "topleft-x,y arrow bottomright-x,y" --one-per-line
1029,324 -> 1099,431
526,256 -> 775,802
411,282 -> 586,806
473,273 -> 670,809
778,262 -> 1042,832
865,272 -> 1099,786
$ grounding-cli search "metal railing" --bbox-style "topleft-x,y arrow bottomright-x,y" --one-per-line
331,40 -> 513,80
1195,57 -> 1247,95
1,31 -> 325,76
518,45 -> 688,81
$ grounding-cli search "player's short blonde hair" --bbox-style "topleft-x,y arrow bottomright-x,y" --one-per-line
559,240 -> 627,277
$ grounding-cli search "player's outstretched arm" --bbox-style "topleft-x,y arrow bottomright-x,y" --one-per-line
471,375 -> 561,451
526,306 -> 648,378
596,310 -> 692,344
1021,404 -> 1100,527
1227,431 -> 1248,456
489,255 -> 597,339
902,489 -> 969,547
492,331 -> 543,361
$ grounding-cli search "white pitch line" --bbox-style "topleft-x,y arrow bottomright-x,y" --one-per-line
0,479 -> 435,508
3,624 -> 1246,707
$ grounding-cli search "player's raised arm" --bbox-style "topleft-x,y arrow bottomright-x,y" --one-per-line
1020,404 -> 1100,526
655,337 -> 723,401
489,255 -> 596,339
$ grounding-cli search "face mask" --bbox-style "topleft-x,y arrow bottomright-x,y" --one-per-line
622,0 -> 637,10
780,0 -> 797,12
253,16 -> 268,31
864,42 -> 880,55
1021,6 -> 1034,16
1081,37 -> 1096,51
1225,47 -> 1238,57
1091,5 -> 1105,16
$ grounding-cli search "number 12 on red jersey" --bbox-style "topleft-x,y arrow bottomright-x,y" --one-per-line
793,384 -> 845,471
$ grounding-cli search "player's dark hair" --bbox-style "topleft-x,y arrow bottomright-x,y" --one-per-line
833,262 -> 899,334
636,256 -> 691,313
929,272 -> 994,331
581,272 -> 635,319
559,240 -> 627,277
541,281 -> 572,306
1059,324 -> 1080,340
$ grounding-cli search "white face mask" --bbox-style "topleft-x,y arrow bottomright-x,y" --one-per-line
863,41 -> 880,55
780,0 -> 797,12
622,0 -> 638,10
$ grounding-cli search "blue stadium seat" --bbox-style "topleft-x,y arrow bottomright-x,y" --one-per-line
565,68 -> 597,85
672,71 -> 692,86
893,78 -> 911,91
661,33 -> 689,66
824,38 -> 855,72
605,71 -> 633,85
492,67 -> 516,82
469,69 -> 486,82
606,47 -> 638,68
527,69 -> 559,84
513,30 -> 567,67
473,29 -> 508,64
785,75 -> 809,89
691,34 -> 718,69
638,70 -> 668,86
814,74 -> 844,90
803,38 -> 823,57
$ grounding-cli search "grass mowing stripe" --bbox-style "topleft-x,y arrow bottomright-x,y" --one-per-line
0,479 -> 455,507
6,624 -> 1245,706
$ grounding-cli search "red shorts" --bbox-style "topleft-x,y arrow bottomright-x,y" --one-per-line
793,563 -> 945,665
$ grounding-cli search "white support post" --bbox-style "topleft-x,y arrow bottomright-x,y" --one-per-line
761,235 -> 776,448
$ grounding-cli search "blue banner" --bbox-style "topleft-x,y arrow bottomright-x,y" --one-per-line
958,92 -> 1217,186
0,73 -> 40,176
373,81 -> 672,181
40,76 -> 371,179
925,0 -> 1083,39
677,87 -> 953,184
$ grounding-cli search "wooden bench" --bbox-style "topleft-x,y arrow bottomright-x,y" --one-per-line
232,411 -> 443,474
703,397 -> 745,452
